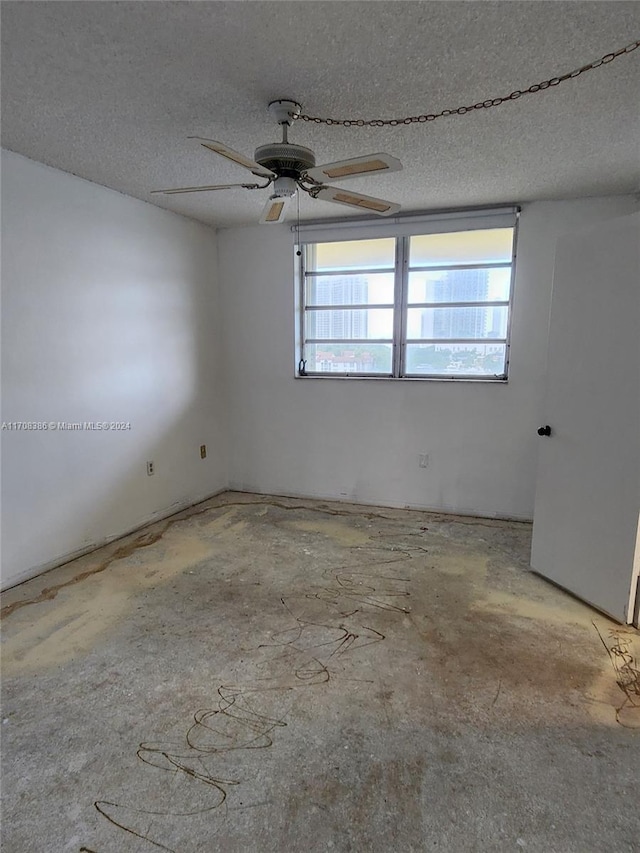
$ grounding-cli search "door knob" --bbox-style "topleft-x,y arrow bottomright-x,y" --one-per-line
537,425 -> 552,436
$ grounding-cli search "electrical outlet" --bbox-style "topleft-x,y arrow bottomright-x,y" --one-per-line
200,445 -> 207,459
418,453 -> 429,469
147,461 -> 154,476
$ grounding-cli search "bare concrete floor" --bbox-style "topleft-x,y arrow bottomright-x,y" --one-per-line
1,492 -> 639,853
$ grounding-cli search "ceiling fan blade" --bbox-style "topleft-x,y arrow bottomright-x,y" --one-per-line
311,186 -> 400,217
188,137 -> 275,178
259,196 -> 289,224
151,182 -> 261,195
304,153 -> 402,184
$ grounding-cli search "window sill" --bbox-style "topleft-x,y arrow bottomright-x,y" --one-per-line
295,373 -> 509,384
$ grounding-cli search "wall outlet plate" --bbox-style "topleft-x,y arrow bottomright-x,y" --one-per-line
147,461 -> 154,476
200,445 -> 207,459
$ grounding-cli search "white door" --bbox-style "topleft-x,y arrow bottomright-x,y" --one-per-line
531,212 -> 640,624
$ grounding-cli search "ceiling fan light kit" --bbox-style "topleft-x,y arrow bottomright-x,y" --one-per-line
151,98 -> 403,224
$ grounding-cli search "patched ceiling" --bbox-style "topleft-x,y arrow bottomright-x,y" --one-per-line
2,1 -> 639,228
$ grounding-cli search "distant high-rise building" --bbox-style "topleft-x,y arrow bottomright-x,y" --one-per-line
421,269 -> 490,339
310,276 -> 368,339
488,305 -> 505,339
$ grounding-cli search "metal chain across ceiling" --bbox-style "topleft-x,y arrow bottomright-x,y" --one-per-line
294,40 -> 640,127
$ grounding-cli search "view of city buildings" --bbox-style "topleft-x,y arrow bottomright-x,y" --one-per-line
308,275 -> 369,340
307,275 -> 377,372
306,268 -> 508,375
418,269 -> 506,341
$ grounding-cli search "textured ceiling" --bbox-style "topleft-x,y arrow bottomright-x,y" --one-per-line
2,1 -> 639,228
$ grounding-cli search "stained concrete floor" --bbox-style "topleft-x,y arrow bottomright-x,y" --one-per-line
1,492 -> 639,853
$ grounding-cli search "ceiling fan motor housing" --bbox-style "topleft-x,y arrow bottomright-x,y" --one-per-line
254,143 -> 316,179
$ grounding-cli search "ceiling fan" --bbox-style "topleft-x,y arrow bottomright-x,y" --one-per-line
151,99 -> 402,223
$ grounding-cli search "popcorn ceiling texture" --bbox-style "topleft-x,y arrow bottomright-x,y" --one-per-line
2,1 -> 639,227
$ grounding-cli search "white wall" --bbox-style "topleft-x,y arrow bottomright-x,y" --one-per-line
1,150 -> 227,588
3,157 -> 635,592
218,195 -> 637,521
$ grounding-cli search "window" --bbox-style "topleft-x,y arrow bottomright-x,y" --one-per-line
297,210 -> 518,380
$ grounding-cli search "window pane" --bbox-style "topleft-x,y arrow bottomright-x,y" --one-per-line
405,343 -> 507,376
408,268 -> 511,304
305,343 -> 392,374
309,238 -> 396,272
306,272 -> 395,306
409,228 -> 513,267
306,308 -> 393,340
407,306 -> 508,340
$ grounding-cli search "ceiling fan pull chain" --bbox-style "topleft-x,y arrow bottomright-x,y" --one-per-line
293,40 -> 640,127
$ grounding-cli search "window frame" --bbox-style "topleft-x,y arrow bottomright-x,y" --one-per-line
296,208 -> 520,382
